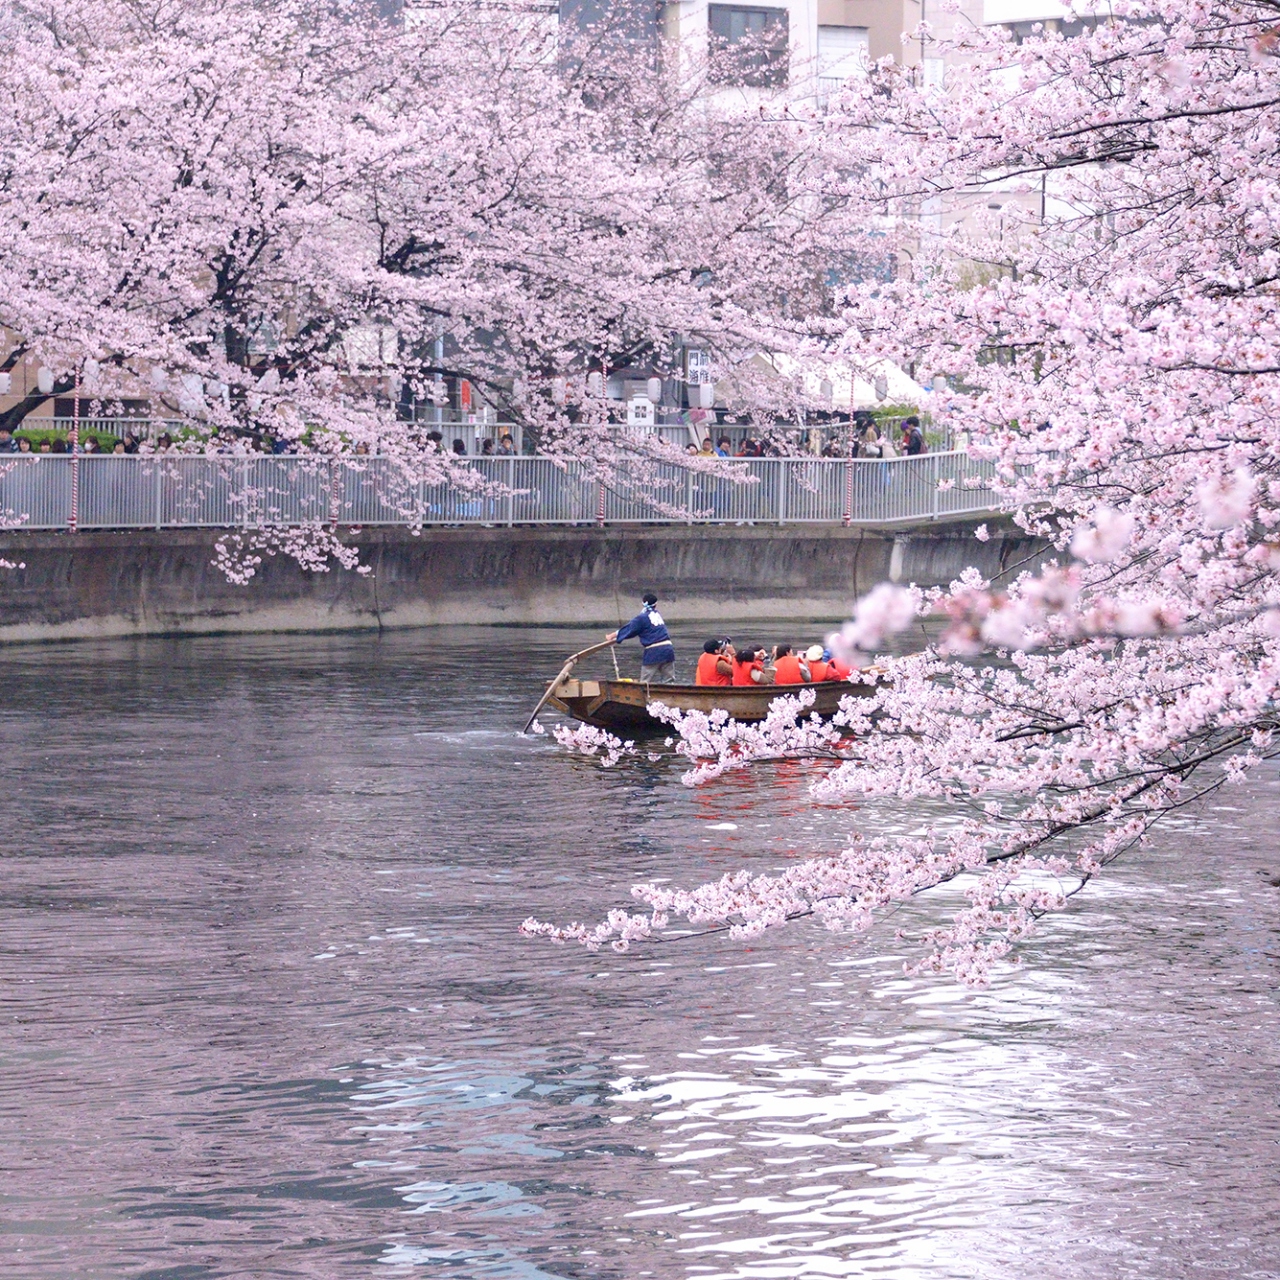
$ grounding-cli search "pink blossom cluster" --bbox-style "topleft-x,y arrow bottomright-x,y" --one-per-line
549,722 -> 639,769
648,689 -> 852,784
212,527 -> 370,586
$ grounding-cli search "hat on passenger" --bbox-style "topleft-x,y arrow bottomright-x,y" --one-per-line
805,645 -> 824,662
642,591 -> 658,607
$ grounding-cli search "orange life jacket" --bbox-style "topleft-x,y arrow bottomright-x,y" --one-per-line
732,657 -> 764,686
696,652 -> 732,686
773,654 -> 808,685
826,657 -> 852,681
806,658 -> 829,682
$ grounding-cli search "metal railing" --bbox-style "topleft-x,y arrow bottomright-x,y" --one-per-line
0,452 -> 1000,532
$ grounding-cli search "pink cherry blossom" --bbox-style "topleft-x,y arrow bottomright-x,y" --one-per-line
1071,507 -> 1135,564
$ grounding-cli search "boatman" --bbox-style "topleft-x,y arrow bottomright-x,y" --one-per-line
607,592 -> 676,684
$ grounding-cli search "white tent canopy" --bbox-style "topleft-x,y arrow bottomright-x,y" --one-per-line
744,352 -> 927,412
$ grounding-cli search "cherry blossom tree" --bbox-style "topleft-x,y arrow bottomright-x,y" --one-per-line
0,0 -> 858,570
529,1 -> 1280,984
0,0 -> 841,448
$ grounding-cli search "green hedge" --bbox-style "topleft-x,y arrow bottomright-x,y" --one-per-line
15,427 -> 129,449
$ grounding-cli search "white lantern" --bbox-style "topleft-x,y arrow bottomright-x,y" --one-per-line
627,398 -> 655,427
646,376 -> 662,404
586,371 -> 604,397
551,376 -> 568,405
0,373 -> 10,396
36,367 -> 54,394
697,382 -> 715,410
82,358 -> 101,392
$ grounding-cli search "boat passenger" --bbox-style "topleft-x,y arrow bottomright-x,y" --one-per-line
732,645 -> 774,686
804,645 -> 829,682
607,591 -> 676,684
772,644 -> 811,685
825,648 -> 852,681
695,638 -> 733,686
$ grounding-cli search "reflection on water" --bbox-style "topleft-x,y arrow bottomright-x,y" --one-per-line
1,626 -> 1278,1279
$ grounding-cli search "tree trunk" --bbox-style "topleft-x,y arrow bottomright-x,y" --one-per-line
0,378 -> 77,435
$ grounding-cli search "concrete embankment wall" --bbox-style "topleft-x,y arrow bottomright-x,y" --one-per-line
0,522 -> 1049,642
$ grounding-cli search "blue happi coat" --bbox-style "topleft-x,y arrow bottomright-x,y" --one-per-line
615,605 -> 675,666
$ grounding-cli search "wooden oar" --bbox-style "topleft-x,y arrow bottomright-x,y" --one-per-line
522,639 -> 617,734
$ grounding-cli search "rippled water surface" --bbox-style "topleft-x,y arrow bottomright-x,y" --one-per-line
2,625 -> 1279,1280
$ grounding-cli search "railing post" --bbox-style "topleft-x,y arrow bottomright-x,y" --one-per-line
68,377 -> 80,533
685,467 -> 693,524
777,459 -> 787,525
154,458 -> 162,530
505,456 -> 514,527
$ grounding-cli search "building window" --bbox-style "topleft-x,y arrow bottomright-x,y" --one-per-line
816,24 -> 867,97
708,4 -> 788,87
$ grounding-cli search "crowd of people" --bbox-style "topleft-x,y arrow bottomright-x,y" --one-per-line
0,427 -> 142,454
681,414 -> 927,460
693,638 -> 852,686
0,425 -> 526,458
424,431 -> 518,457
1,417 -> 927,461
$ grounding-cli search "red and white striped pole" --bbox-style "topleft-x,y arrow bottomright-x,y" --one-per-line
842,454 -> 853,528
69,371 -> 80,533
596,479 -> 606,527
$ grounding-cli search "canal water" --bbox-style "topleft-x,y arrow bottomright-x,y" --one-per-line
2,626 -> 1278,1279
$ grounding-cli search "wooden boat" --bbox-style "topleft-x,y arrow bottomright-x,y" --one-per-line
546,676 -> 874,735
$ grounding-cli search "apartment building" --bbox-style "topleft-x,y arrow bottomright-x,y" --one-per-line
657,0 -> 924,101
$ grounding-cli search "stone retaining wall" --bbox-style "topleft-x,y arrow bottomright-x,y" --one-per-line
0,522 -> 1048,642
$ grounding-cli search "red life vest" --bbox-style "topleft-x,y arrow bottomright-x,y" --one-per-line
806,658 -> 829,682
696,652 -> 732,686
826,657 -> 852,681
732,657 -> 763,686
773,655 -> 808,685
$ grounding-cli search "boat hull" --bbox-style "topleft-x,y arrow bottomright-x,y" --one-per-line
546,677 -> 872,735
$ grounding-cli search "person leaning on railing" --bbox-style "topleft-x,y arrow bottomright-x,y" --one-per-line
901,416 -> 926,456
857,419 -> 882,458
